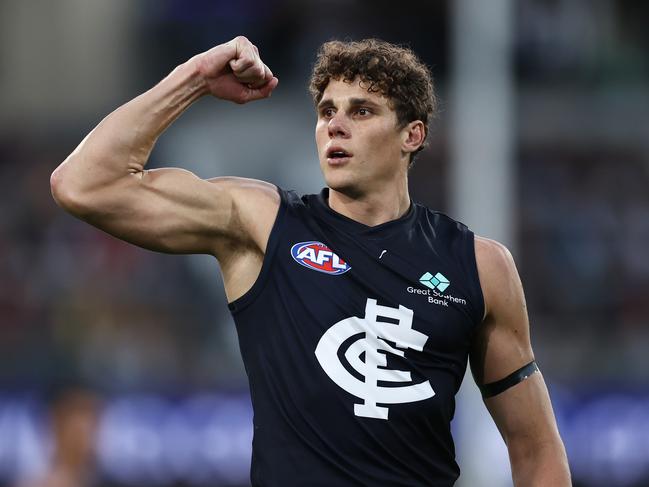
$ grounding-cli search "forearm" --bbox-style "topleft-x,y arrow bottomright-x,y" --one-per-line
51,57 -> 207,200
510,439 -> 571,487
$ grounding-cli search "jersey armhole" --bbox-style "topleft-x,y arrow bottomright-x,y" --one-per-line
227,186 -> 288,314
467,231 -> 487,325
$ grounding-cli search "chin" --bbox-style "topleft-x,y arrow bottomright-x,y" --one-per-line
322,169 -> 364,198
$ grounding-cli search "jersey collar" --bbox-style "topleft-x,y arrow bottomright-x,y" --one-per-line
310,188 -> 417,238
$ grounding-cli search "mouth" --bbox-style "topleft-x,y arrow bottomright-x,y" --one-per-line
326,147 -> 353,165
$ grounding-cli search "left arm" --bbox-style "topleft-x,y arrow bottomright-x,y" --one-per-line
470,236 -> 571,486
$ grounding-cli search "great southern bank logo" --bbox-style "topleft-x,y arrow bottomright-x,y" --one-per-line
408,271 -> 467,307
291,241 -> 351,275
419,272 -> 450,292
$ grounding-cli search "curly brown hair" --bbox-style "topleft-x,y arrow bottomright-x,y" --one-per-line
309,39 -> 437,163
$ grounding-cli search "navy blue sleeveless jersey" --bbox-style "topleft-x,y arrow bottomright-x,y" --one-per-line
229,188 -> 485,487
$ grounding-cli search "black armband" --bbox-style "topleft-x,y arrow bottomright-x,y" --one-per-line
479,361 -> 539,399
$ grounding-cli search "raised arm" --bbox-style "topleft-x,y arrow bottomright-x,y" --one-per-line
471,237 -> 571,486
50,36 -> 279,258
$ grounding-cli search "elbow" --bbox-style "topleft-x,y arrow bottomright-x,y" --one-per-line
50,165 -> 91,216
509,436 -> 571,486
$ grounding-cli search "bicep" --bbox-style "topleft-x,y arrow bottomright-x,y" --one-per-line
470,237 -> 534,386
79,169 -> 277,255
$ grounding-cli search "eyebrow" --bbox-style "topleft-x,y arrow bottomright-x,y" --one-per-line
349,97 -> 381,108
317,97 -> 382,111
317,99 -> 335,111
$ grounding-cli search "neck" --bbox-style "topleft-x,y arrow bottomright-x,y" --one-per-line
327,180 -> 410,227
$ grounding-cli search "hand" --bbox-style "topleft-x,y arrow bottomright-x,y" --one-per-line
194,36 -> 278,104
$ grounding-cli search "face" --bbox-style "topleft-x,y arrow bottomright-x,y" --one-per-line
315,78 -> 410,196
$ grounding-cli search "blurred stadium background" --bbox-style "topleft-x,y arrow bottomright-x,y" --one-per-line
1,0 -> 648,486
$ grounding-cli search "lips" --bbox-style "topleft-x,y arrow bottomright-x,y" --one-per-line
326,147 -> 353,165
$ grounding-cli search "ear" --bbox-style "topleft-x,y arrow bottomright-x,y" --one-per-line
401,121 -> 426,155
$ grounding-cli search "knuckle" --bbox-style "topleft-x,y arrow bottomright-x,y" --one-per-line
237,58 -> 254,72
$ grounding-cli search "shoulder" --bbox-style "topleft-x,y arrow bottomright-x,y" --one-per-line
474,235 -> 524,321
205,176 -> 281,254
417,205 -> 468,229
415,206 -> 474,246
207,176 -> 280,216
474,235 -> 516,275
207,176 -> 280,203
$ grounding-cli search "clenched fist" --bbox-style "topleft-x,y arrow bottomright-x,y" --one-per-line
194,36 -> 278,104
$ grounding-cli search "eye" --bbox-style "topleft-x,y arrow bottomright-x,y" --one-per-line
321,107 -> 335,118
356,107 -> 371,116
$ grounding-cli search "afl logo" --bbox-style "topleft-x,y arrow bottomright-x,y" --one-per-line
290,241 -> 351,275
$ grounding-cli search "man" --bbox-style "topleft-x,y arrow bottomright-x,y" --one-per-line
51,36 -> 571,486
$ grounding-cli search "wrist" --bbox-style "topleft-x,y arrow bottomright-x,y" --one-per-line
178,55 -> 210,100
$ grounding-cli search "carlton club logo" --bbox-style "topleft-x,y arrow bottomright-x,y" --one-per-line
290,241 -> 351,275
315,298 -> 435,420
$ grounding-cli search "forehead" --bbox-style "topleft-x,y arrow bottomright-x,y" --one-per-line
320,78 -> 390,107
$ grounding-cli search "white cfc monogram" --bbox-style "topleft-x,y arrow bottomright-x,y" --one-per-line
315,298 -> 435,420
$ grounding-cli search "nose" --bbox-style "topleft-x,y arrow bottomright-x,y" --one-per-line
328,112 -> 350,139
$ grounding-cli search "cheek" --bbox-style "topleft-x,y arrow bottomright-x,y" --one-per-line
367,127 -> 400,153
315,123 -> 328,145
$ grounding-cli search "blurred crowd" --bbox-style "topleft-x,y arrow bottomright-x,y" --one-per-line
1,1 -> 648,486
